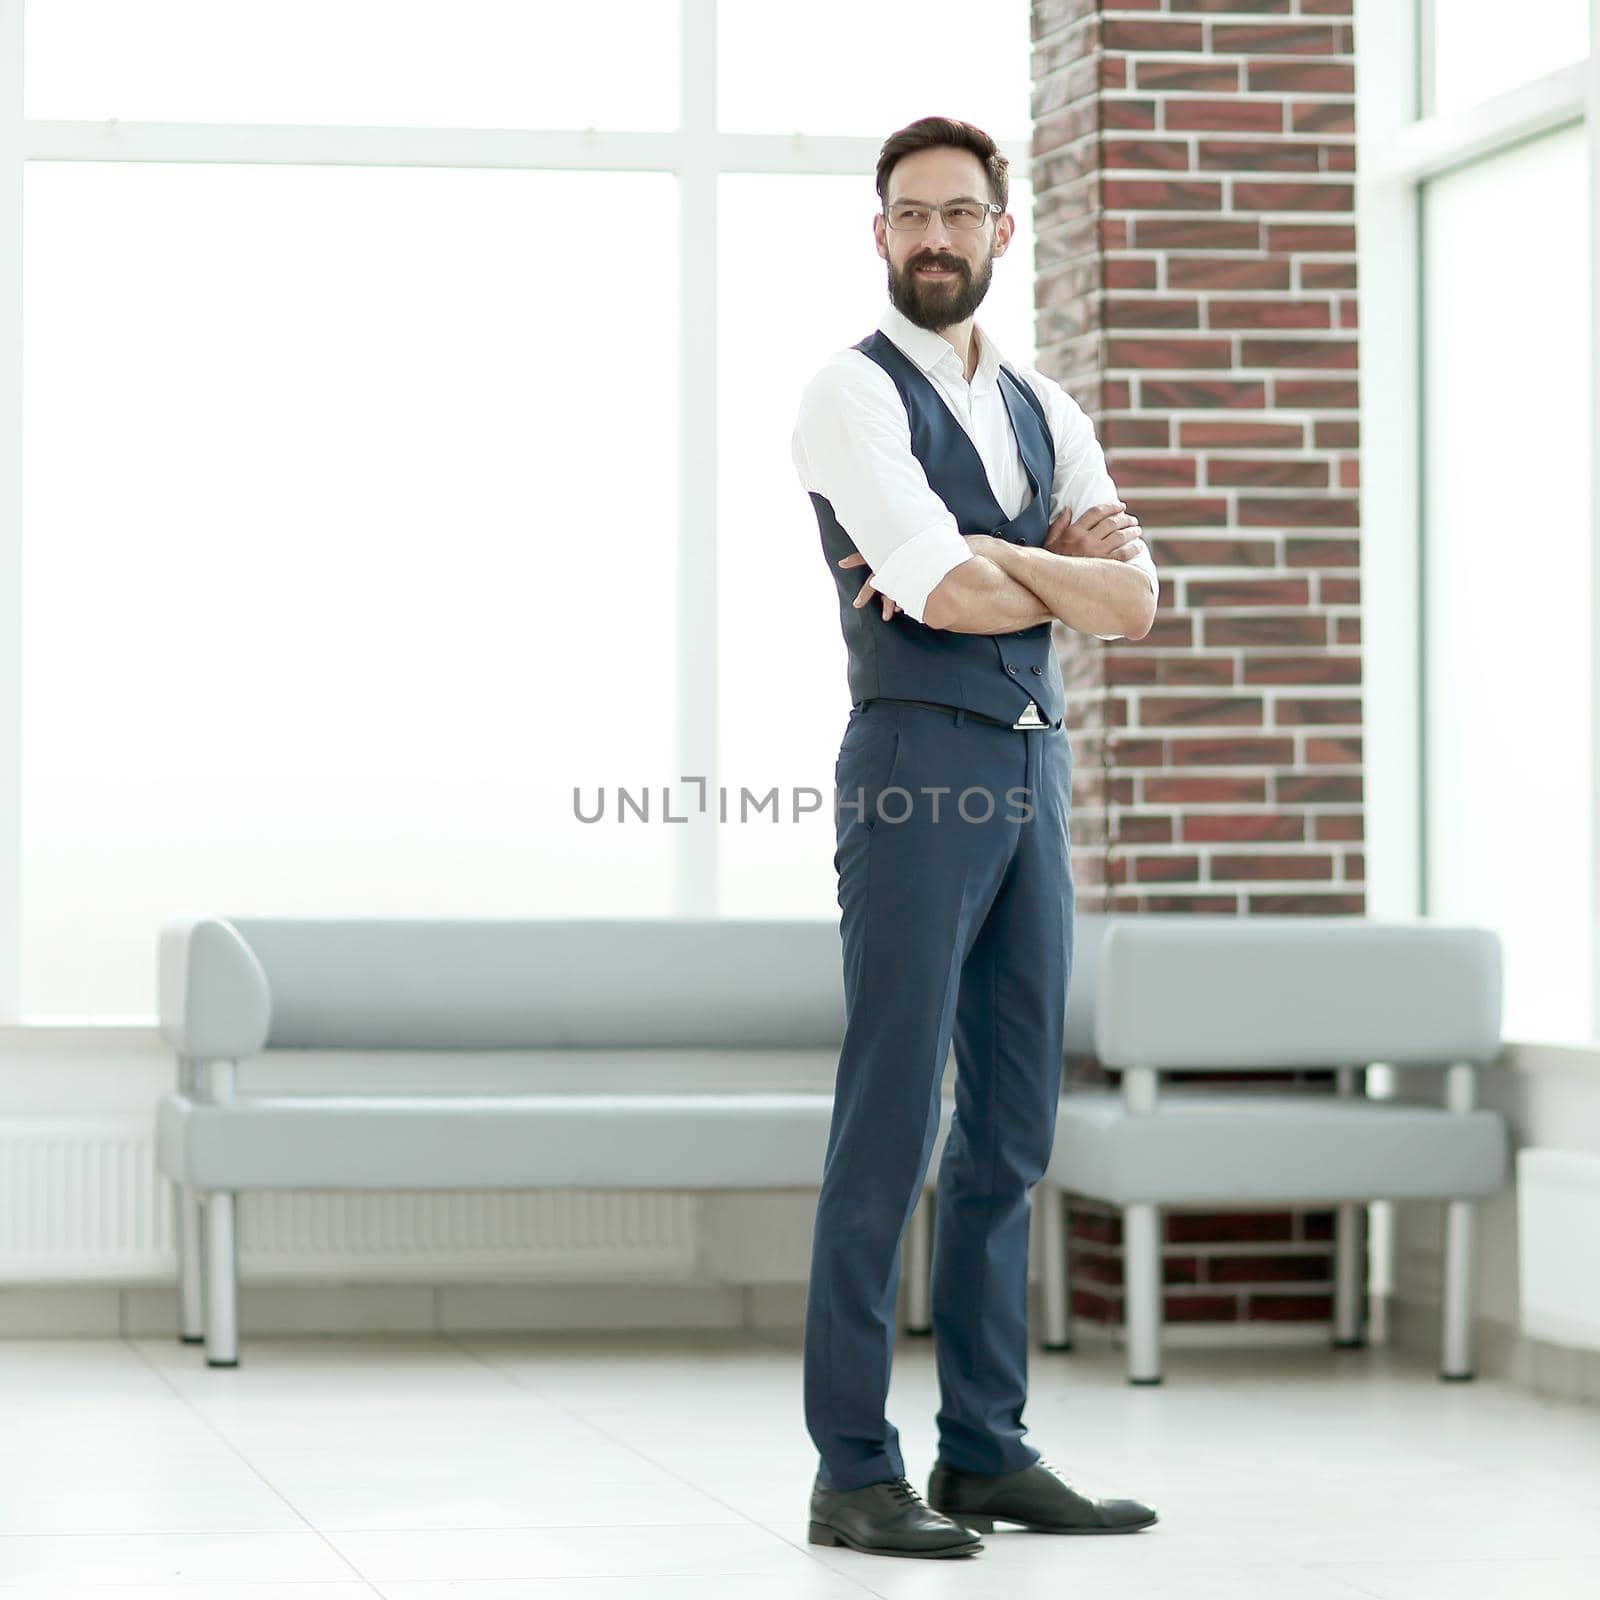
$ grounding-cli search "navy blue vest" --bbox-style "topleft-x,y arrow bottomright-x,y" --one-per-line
808,330 -> 1063,724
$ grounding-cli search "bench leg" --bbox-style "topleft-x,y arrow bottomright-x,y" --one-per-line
1441,1197 -> 1476,1380
904,1187 -> 933,1335
174,1182 -> 204,1345
203,1191 -> 240,1368
1123,1202 -> 1163,1385
1332,1201 -> 1366,1347
1036,1183 -> 1073,1351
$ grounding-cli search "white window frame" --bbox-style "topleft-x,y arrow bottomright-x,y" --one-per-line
0,0 -> 1026,1017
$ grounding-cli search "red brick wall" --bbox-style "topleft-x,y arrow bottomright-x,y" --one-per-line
1032,0 -> 1360,1334
1067,1199 -> 1340,1329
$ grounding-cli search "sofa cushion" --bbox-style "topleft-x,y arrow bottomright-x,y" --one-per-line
155,1088 -> 854,1191
1048,1089 -> 1508,1204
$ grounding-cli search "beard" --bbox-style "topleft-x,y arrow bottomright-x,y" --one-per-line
887,246 -> 995,331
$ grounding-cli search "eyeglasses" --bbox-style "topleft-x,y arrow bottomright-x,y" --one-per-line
883,200 -> 1003,231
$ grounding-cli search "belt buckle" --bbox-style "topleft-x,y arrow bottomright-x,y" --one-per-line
1011,700 -> 1046,730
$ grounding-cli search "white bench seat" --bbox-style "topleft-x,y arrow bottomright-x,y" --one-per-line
158,1088 -> 846,1191
156,914 -> 857,1366
1023,915 -> 1508,1385
1052,1089 -> 1506,1205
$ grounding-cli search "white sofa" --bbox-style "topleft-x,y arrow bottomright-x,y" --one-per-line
1024,915 -> 1508,1384
156,914 -> 861,1366
156,912 -> 1507,1378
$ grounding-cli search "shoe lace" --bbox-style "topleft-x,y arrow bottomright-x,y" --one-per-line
886,1477 -> 926,1506
1036,1457 -> 1077,1491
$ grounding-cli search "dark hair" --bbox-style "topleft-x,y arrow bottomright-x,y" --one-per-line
874,116 -> 1009,213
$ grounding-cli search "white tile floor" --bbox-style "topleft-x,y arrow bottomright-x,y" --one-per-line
0,1327 -> 1597,1597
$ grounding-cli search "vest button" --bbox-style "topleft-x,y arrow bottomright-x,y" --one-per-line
1010,534 -> 1025,544
1030,665 -> 1043,675
1006,663 -> 1018,675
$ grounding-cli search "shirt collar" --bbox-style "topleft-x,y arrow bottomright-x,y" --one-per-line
877,300 -> 1005,395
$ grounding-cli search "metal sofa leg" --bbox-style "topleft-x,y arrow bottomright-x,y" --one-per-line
203,1191 -> 240,1368
1441,1197 -> 1476,1380
904,1186 -> 933,1335
1123,1201 -> 1163,1385
175,1183 -> 204,1345
1332,1201 -> 1366,1347
1037,1183 -> 1073,1351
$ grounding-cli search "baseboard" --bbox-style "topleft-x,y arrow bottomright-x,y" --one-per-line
0,1279 -> 765,1338
1384,1293 -> 1600,1405
2,1276 -> 1376,1350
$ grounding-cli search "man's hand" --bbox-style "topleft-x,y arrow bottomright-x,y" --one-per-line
1046,500 -> 1147,562
836,551 -> 900,620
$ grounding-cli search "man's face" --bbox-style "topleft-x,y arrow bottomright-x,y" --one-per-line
874,146 -> 1013,333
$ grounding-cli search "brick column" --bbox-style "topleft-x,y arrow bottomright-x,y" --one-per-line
1032,0 -> 1362,1337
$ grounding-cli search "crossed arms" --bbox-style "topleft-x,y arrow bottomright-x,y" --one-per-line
841,501 -> 1158,641
793,354 -> 1160,640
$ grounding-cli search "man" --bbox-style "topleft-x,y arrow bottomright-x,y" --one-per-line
791,116 -> 1161,1560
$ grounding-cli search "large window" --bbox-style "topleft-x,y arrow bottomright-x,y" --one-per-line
21,163 -> 681,1017
1420,123 -> 1592,1044
24,0 -> 680,129
2,0 -> 1034,1017
1365,1 -> 1596,1044
717,0 -> 1030,139
1427,0 -> 1589,117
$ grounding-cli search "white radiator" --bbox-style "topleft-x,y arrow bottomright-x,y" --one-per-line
0,1118 -> 698,1283
1517,1146 -> 1600,1351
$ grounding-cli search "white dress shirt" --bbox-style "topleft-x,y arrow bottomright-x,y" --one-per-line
792,301 -> 1159,639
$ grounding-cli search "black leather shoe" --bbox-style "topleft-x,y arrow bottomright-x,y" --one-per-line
927,1456 -> 1158,1535
808,1474 -> 984,1558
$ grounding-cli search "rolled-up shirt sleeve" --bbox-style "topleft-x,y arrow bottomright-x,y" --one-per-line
1022,367 -> 1160,641
792,358 -> 975,625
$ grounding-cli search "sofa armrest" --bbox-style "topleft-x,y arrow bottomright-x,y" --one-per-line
158,913 -> 273,1063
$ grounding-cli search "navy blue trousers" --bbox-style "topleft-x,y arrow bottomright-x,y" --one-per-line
804,698 -> 1074,1492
